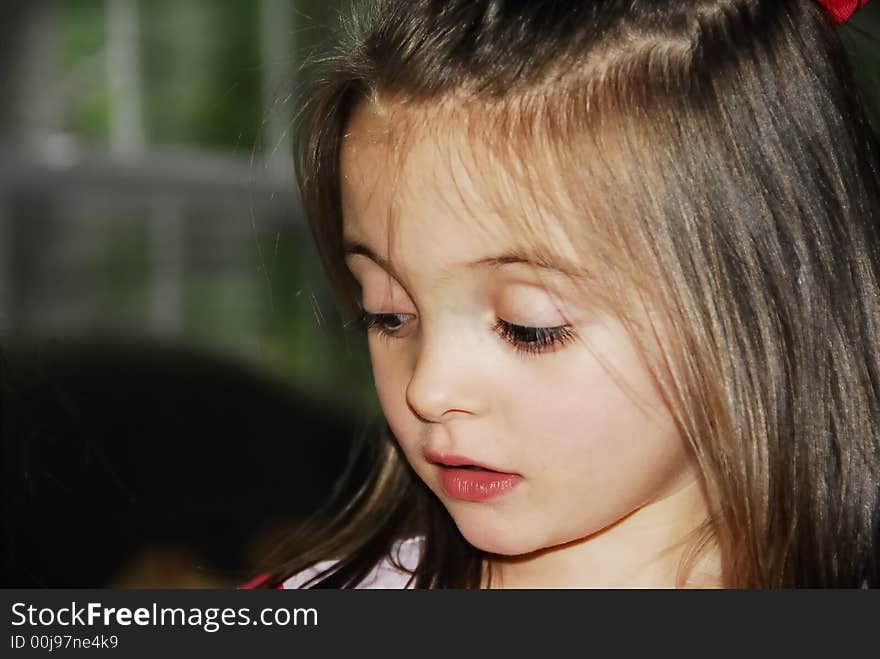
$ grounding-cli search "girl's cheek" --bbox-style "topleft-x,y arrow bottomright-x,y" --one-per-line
370,349 -> 419,440
527,389 -> 618,466
370,351 -> 399,406
513,332 -> 659,457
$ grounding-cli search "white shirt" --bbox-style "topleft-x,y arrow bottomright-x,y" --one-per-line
282,536 -> 424,589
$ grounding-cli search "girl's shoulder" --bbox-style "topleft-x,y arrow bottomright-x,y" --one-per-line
282,535 -> 425,589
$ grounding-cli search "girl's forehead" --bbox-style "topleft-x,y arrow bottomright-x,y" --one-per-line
340,98 -> 582,270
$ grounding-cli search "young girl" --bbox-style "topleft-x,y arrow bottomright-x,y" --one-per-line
248,0 -> 880,588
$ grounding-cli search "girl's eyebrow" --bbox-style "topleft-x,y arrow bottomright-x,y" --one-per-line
343,239 -> 584,280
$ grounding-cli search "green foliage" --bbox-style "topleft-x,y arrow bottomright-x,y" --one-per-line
90,214 -> 151,327
140,0 -> 262,152
60,0 -> 110,142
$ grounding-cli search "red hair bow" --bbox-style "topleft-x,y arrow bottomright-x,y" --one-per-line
816,0 -> 871,25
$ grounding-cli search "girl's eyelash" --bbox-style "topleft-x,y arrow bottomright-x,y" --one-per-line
491,318 -> 576,356
358,312 -> 410,343
357,311 -> 575,356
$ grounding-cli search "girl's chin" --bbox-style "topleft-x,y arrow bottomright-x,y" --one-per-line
450,516 -> 543,557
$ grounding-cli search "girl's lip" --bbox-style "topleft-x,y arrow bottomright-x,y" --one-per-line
437,467 -> 523,502
424,450 -> 518,475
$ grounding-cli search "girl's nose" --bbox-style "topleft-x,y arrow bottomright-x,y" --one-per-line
404,336 -> 486,423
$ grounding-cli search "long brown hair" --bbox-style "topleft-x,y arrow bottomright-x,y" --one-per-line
257,0 -> 880,588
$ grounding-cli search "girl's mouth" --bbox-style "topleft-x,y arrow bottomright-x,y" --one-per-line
424,451 -> 523,500
436,465 -> 523,502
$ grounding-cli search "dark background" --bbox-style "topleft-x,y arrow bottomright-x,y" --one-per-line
0,0 -> 878,587
0,0 -> 377,588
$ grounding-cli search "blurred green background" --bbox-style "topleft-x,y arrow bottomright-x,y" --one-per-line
2,0 -> 379,417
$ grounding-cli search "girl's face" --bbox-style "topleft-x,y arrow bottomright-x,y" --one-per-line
341,101 -> 703,559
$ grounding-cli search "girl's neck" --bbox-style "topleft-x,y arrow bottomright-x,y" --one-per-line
481,480 -> 722,589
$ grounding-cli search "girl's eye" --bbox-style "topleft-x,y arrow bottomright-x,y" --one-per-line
358,311 -> 413,342
358,310 -> 575,356
492,319 -> 576,356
